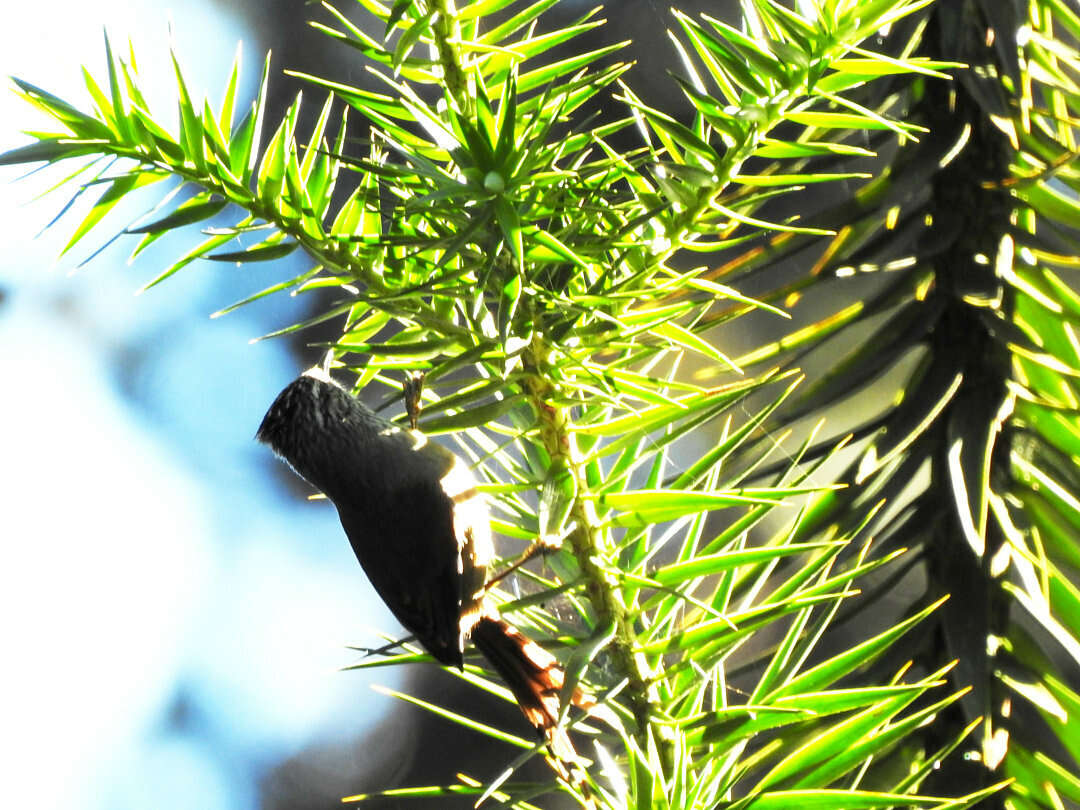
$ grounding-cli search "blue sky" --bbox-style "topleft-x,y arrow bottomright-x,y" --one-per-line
0,4 -> 405,808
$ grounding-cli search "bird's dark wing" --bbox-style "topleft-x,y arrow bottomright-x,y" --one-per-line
335,477 -> 466,667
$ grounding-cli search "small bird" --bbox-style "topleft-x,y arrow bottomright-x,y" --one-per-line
256,365 -> 585,788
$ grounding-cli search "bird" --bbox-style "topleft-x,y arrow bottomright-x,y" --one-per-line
256,364 -> 587,792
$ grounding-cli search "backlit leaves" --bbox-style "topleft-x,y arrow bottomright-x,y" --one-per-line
0,1 -> 1049,808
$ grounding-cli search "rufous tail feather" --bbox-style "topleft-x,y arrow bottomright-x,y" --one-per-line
470,617 -> 594,804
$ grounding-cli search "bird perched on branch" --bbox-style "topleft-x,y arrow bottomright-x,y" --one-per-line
256,364 -> 588,793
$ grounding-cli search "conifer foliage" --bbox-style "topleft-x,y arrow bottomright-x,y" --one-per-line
4,1 -> 1078,807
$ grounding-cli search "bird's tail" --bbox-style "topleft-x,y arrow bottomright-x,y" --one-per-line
470,617 -> 591,799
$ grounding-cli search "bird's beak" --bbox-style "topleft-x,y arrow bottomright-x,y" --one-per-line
302,349 -> 336,383
302,365 -> 335,384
